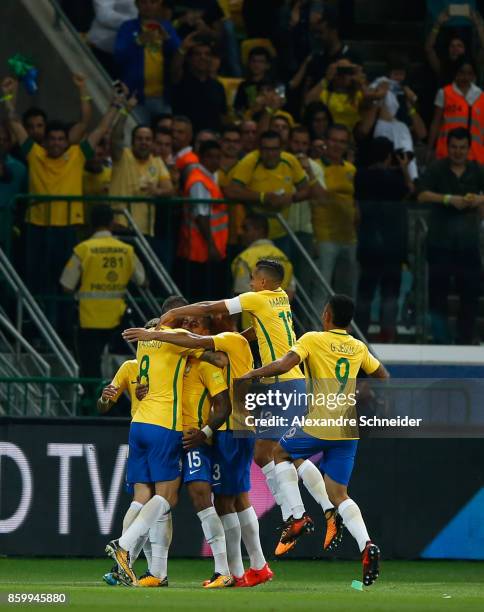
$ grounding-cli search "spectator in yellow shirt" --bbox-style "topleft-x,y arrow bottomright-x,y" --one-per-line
305,60 -> 365,134
311,123 -> 357,309
2,77 -> 121,326
109,99 -> 174,271
224,130 -> 309,254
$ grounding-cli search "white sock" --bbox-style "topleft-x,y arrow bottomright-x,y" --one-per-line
238,507 -> 266,570
261,460 -> 292,520
275,461 -> 305,520
198,507 -> 230,576
149,512 -> 172,578
297,460 -> 333,512
220,512 -> 244,578
119,495 -> 170,552
338,498 -> 370,553
142,537 -> 152,570
122,501 -> 143,533
130,534 -> 151,568
122,501 -> 145,565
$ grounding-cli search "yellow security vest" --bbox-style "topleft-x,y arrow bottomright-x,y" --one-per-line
75,235 -> 135,329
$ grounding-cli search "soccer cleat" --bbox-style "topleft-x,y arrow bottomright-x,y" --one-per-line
275,513 -> 314,556
203,573 -> 235,588
362,541 -> 381,586
105,539 -> 137,586
137,572 -> 168,587
233,574 -> 248,587
323,508 -> 344,551
244,563 -> 274,587
102,565 -> 120,586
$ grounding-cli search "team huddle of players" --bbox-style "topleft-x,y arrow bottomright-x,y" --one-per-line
101,259 -> 388,589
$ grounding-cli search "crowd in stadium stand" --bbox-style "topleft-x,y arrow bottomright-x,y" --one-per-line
1,0 -> 484,366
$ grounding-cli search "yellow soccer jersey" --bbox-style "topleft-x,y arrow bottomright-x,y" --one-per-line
212,331 -> 254,429
133,327 -> 202,430
290,329 -> 380,439
111,359 -> 139,418
182,357 -> 228,431
225,290 -> 304,381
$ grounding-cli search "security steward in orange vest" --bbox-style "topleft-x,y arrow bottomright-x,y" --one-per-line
430,58 -> 484,163
176,139 -> 229,301
60,205 -> 146,381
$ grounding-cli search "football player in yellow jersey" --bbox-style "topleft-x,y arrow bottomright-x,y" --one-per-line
106,297 -> 216,587
241,295 -> 389,587
123,313 -> 274,587
180,316 -> 234,589
97,319 -> 154,586
158,258 -> 307,525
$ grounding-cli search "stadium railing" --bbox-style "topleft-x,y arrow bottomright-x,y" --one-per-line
0,376 -> 106,417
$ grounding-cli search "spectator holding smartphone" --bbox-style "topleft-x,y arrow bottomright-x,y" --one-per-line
304,59 -> 365,133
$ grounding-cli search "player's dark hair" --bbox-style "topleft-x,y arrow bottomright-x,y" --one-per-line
447,127 -> 471,146
91,204 -> 114,229
256,259 -> 284,284
199,139 -> 221,157
260,130 -> 281,144
45,120 -> 68,139
22,106 -> 47,125
131,124 -> 153,144
144,317 -> 160,329
327,294 -> 355,327
161,295 -> 188,314
245,213 -> 269,236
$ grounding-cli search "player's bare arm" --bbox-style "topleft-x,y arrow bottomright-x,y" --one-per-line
122,328 -> 228,367
158,300 -> 229,326
97,384 -> 118,413
183,389 -> 231,450
240,351 -> 301,380
369,364 -> 390,379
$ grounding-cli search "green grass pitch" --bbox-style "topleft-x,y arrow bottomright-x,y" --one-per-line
0,558 -> 483,611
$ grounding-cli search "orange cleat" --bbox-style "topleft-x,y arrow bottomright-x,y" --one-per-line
362,541 -> 381,586
233,575 -> 248,587
244,563 -> 274,587
323,508 -> 344,551
275,513 -> 314,556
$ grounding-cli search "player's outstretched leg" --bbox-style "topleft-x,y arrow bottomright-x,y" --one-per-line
296,460 -> 343,551
334,494 -> 380,586
103,500 -> 143,585
138,512 -> 172,587
274,461 -> 314,556
106,495 -> 170,585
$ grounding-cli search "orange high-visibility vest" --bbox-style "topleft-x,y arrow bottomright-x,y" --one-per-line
435,84 -> 484,162
178,165 -> 229,263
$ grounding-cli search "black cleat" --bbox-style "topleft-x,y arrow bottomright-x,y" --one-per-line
362,541 -> 380,586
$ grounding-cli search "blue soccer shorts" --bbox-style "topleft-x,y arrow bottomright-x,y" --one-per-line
127,422 -> 182,485
280,428 -> 358,486
252,378 -> 307,439
182,444 -> 213,484
213,430 -> 255,495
